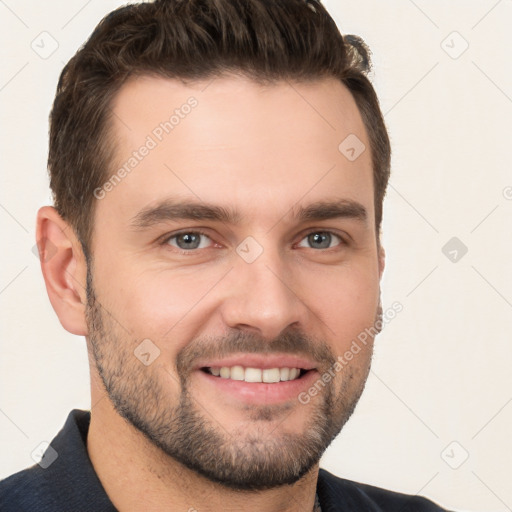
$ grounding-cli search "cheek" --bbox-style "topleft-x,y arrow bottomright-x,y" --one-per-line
100,264 -> 223,351
302,264 -> 380,350
93,242 -> 380,356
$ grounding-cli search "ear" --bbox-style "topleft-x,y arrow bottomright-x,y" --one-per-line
378,242 -> 385,280
35,206 -> 89,336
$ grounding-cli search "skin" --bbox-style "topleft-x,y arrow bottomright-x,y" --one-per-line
36,74 -> 385,512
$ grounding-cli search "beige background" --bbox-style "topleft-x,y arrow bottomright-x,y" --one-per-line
1,1 -> 511,511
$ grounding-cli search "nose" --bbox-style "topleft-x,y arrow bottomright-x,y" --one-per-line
218,249 -> 310,341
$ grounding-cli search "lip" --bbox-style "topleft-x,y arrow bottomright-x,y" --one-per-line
195,367 -> 320,405
193,353 -> 318,371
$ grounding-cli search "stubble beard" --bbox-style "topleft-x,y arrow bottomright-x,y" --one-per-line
85,264 -> 377,491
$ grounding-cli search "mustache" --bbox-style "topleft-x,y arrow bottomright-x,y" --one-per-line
175,328 -> 337,377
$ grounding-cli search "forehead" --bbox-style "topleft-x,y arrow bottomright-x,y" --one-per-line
98,74 -> 374,231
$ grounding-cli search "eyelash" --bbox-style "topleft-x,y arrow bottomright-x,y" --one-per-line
160,229 -> 348,254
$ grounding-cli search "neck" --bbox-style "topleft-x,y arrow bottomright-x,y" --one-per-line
87,386 -> 320,512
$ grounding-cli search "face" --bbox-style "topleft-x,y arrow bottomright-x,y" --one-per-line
85,74 -> 384,490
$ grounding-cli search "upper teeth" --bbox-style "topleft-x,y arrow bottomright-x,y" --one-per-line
208,366 -> 302,383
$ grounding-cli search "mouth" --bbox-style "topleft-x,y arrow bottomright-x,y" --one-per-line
201,366 -> 311,383
195,360 -> 320,405
193,354 -> 320,405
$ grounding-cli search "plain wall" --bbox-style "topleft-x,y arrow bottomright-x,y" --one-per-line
1,1 -> 511,511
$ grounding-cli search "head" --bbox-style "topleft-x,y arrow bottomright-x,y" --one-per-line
38,0 -> 390,491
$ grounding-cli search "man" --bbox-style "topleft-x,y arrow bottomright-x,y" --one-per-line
0,0 -> 451,510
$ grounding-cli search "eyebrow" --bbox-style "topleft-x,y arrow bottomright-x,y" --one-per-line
129,197 -> 368,230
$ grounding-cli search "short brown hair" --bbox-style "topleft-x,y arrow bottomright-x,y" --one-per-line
48,0 -> 390,258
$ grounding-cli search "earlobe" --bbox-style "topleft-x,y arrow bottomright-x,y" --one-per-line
35,206 -> 89,336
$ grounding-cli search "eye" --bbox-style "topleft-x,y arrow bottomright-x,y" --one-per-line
165,231 -> 214,251
297,231 -> 344,250
162,230 -> 346,253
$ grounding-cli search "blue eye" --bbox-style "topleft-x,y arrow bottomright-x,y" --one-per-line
162,230 -> 345,253
297,231 -> 343,250
166,231 -> 212,250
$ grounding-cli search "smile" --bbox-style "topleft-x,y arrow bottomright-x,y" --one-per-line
203,366 -> 307,383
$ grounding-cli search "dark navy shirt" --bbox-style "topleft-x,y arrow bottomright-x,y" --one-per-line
0,409 -> 451,511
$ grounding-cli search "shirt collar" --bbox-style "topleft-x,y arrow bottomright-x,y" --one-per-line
44,409 -> 334,511
36,409 -> 117,511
